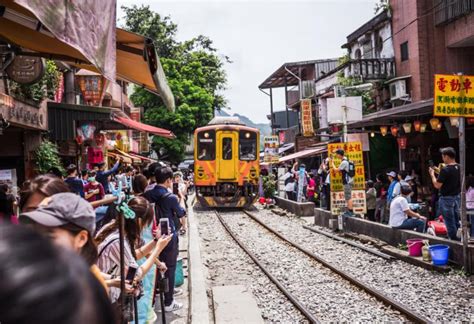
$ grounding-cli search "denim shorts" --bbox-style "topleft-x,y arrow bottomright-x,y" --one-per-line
343,183 -> 352,201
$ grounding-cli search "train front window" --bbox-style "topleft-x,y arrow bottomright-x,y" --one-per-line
239,131 -> 257,161
197,130 -> 215,160
222,138 -> 233,160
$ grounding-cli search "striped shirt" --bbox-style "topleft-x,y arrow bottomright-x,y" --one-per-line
96,228 -> 142,303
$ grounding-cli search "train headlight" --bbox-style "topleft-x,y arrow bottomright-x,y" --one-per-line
249,167 -> 257,179
197,166 -> 205,179
245,132 -> 251,138
204,132 -> 209,138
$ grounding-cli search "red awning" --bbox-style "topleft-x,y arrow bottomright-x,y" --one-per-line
279,147 -> 326,163
113,116 -> 175,139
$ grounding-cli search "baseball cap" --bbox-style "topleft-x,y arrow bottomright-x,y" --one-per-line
405,175 -> 413,181
386,171 -> 397,178
20,193 -> 96,234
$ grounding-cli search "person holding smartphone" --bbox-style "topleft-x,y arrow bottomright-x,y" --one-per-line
144,167 -> 187,313
95,196 -> 172,309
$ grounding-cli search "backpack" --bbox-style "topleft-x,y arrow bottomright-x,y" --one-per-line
154,192 -> 182,232
347,160 -> 356,178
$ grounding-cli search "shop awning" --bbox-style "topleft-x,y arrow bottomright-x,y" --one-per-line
107,151 -> 132,164
278,147 -> 326,163
112,115 -> 175,139
48,102 -> 174,141
0,0 -> 175,111
114,148 -> 141,164
128,152 -> 156,163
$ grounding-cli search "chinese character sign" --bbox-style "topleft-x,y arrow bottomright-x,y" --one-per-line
300,99 -> 314,137
263,136 -> 279,163
434,74 -> 474,117
328,142 -> 366,215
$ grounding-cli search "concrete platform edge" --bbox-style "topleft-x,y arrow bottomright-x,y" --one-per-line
188,205 -> 211,324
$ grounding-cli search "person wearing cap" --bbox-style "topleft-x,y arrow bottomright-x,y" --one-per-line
19,192 -> 109,292
64,164 -> 85,198
330,149 -> 353,215
405,175 -> 418,203
96,160 -> 121,194
389,185 -> 426,233
386,172 -> 399,206
429,147 -> 461,240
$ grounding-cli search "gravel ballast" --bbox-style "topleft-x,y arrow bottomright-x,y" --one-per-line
219,211 -> 407,322
195,210 -> 308,323
253,206 -> 473,323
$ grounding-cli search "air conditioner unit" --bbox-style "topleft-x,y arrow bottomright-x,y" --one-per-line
389,80 -> 407,100
302,80 -> 315,98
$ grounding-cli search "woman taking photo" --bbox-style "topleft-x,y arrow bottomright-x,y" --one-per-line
95,196 -> 172,321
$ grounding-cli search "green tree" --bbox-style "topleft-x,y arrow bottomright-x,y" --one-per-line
121,5 -> 229,164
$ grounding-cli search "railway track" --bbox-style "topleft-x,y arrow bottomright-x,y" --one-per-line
215,209 -> 430,323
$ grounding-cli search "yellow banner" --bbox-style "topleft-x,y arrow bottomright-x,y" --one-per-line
328,142 -> 366,215
300,99 -> 314,137
263,135 -> 279,163
434,74 -> 474,117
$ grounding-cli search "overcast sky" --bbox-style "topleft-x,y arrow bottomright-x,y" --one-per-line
118,0 -> 378,124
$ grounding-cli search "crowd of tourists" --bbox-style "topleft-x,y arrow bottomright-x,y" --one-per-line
0,160 -> 193,323
277,147 -> 473,241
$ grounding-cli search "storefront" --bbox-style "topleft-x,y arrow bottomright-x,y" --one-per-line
0,93 -> 48,187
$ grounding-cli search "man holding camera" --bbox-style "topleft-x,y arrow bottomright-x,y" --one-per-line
429,147 -> 461,240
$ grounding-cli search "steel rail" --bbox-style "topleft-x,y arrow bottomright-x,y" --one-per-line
301,225 -> 394,261
214,211 -> 321,324
243,210 -> 431,324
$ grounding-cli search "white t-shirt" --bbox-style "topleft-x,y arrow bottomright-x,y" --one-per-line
285,181 -> 295,192
389,196 -> 409,227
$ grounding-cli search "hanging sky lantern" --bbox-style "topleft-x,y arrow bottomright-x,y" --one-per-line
420,123 -> 427,133
429,118 -> 440,130
413,120 -> 421,132
380,126 -> 388,136
449,117 -> 459,127
390,125 -> 399,137
402,123 -> 412,133
397,136 -> 407,149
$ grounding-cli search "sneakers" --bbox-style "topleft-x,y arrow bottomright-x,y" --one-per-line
164,300 -> 183,312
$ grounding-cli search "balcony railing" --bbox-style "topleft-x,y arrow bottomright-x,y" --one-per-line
434,0 -> 474,26
346,58 -> 395,80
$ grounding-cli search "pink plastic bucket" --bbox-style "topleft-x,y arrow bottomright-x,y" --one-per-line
406,238 -> 423,257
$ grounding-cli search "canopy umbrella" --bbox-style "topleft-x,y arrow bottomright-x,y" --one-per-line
0,0 -> 175,111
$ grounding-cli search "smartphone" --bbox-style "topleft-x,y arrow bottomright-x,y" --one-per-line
125,265 -> 138,283
159,218 -> 169,236
173,182 -> 179,195
428,160 -> 434,168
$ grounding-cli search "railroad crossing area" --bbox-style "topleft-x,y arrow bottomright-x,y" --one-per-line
184,203 -> 472,323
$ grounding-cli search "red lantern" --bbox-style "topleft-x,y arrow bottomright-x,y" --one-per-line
468,118 -> 474,125
397,136 -> 407,149
390,125 -> 399,137
75,135 -> 84,145
413,120 -> 421,132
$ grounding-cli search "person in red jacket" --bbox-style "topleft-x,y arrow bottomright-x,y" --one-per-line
84,171 -> 105,204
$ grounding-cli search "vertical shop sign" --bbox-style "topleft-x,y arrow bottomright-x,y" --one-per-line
300,99 -> 314,136
328,141 -> 367,215
263,135 -> 279,163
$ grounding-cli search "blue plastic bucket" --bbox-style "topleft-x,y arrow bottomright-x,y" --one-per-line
428,244 -> 449,266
